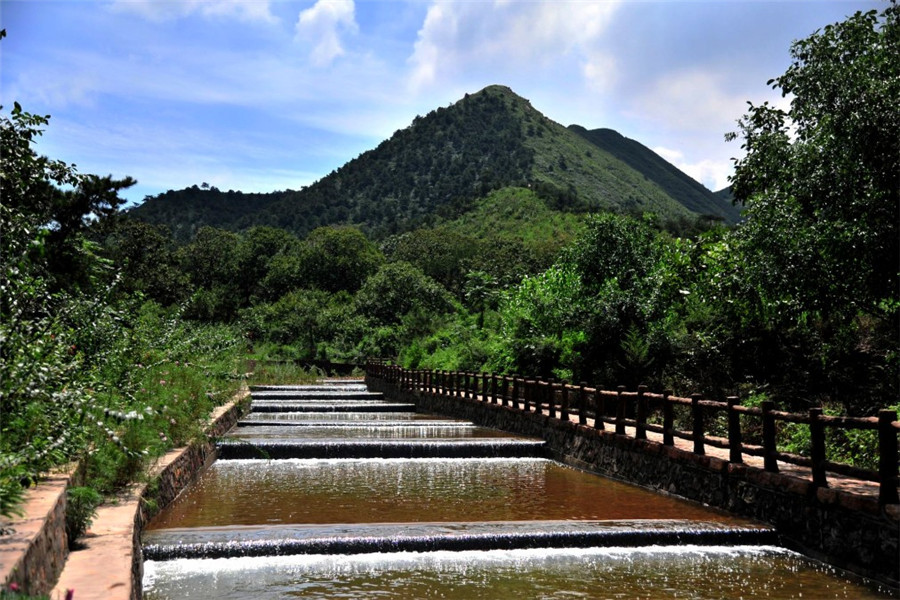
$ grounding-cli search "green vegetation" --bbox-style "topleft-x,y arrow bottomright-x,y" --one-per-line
0,100 -> 246,518
2,5 -> 896,517
569,126 -> 742,222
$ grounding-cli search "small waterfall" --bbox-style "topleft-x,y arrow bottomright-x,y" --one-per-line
240,412 -> 437,423
144,546 -> 893,600
143,520 -> 779,561
215,438 -> 547,459
249,402 -> 416,413
251,391 -> 385,401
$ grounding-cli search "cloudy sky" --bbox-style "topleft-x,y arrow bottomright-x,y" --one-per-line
0,0 -> 881,205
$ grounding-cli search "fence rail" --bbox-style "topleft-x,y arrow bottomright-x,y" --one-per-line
366,361 -> 900,506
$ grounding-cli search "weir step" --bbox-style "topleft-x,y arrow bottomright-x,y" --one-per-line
236,419 -> 474,428
143,520 -> 780,561
215,439 -> 547,459
250,383 -> 366,392
249,403 -> 416,413
251,391 -> 384,401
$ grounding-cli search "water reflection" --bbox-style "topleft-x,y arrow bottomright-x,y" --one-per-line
146,458 -> 735,530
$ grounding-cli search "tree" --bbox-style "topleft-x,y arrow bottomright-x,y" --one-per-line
354,262 -> 453,326
298,226 -> 384,294
233,226 -> 301,304
0,102 -> 135,290
96,218 -> 188,305
728,3 -> 899,310
724,3 -> 899,408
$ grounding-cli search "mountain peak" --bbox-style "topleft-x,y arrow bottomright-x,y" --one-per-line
130,87 -> 739,242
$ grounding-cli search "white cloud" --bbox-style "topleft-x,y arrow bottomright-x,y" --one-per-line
295,0 -> 358,67
583,51 -> 617,94
110,0 -> 276,23
631,68 -> 788,136
408,1 -> 620,91
653,146 -> 733,192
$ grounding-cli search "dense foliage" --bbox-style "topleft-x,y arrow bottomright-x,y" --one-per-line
0,104 -> 246,519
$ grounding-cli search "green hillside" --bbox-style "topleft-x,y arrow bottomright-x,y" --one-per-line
129,85 -> 736,242
569,125 -> 741,222
440,186 -> 585,246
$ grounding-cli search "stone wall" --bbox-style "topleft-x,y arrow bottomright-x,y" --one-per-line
0,474 -> 72,595
368,377 -> 900,590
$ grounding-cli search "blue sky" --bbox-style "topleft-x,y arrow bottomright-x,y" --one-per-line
0,0 -> 882,206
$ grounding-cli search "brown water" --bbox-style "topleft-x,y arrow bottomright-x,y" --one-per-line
143,545 -> 893,599
146,458 -> 739,530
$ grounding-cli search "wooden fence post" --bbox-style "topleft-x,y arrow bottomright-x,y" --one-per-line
547,381 -> 556,419
663,390 -> 673,446
578,383 -> 588,426
616,386 -> 627,435
636,385 -> 648,440
490,374 -> 498,404
560,385 -> 570,421
727,396 -> 743,464
878,409 -> 899,505
809,408 -> 827,487
761,400 -> 778,472
511,377 -> 520,410
691,393 -> 705,455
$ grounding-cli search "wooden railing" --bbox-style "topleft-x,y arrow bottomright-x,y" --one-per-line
366,361 -> 900,507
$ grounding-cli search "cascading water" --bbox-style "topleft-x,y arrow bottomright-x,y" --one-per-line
142,380 -> 893,599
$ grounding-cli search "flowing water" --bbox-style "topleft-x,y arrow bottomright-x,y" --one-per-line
143,380 -> 893,598
143,546 -> 891,600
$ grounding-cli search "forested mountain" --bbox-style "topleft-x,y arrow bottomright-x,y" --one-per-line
129,85 -> 738,242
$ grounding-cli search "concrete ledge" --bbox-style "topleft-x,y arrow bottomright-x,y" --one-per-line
39,389 -> 250,600
0,472 -> 74,596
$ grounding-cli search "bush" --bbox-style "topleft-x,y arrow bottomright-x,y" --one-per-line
65,486 -> 102,548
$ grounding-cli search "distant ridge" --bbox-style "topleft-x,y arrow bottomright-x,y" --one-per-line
130,85 -> 741,242
568,126 -> 741,223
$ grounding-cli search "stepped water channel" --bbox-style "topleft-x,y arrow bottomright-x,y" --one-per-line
142,381 -> 891,598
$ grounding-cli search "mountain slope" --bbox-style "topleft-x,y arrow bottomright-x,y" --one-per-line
568,126 -> 741,222
129,85 -> 738,242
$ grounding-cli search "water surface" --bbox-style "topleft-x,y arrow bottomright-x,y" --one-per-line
146,458 -> 738,530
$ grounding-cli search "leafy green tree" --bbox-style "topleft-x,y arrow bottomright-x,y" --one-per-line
298,226 -> 384,294
354,262 -> 454,326
1,103 -> 135,290
724,3 -> 899,409
97,218 -> 188,305
497,264 -> 589,379
178,227 -> 240,288
386,228 -> 476,294
177,227 -> 242,320
233,226 -> 301,304
242,289 -> 332,355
